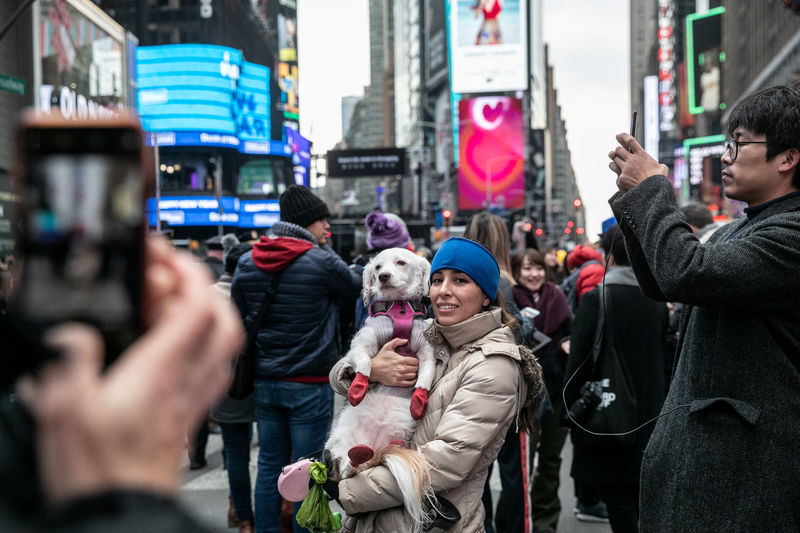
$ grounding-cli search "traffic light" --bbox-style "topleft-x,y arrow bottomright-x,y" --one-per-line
573,198 -> 582,209
567,221 -> 574,228
523,221 -> 533,232
576,227 -> 585,235
442,209 -> 452,228
564,227 -> 572,234
535,228 -> 544,237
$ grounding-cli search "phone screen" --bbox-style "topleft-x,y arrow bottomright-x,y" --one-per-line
14,126 -> 144,363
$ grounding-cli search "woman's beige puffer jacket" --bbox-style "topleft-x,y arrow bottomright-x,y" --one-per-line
329,308 -> 533,532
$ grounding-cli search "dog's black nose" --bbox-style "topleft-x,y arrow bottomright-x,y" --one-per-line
378,273 -> 391,283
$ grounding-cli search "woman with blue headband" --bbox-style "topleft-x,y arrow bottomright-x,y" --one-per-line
327,237 -> 544,532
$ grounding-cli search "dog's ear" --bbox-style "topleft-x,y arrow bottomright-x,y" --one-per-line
362,260 -> 376,306
416,255 -> 431,297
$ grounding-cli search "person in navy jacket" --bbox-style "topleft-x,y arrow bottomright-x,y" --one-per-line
231,185 -> 362,533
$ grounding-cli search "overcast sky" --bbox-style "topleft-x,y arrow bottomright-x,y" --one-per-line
298,0 -> 630,236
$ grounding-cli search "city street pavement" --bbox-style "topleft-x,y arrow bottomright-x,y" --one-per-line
179,432 -> 612,533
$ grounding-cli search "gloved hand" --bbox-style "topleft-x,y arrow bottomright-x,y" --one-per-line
410,387 -> 428,420
348,372 -> 369,406
321,477 -> 340,503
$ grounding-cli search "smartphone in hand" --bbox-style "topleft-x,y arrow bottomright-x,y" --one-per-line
630,110 -> 638,139
11,112 -> 146,368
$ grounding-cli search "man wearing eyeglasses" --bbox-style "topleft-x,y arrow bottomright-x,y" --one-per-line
606,84 -> 800,533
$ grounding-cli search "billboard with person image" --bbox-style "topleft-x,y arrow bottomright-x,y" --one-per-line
448,0 -> 528,93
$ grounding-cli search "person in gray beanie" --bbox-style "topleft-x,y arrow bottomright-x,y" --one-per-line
231,184 -> 362,533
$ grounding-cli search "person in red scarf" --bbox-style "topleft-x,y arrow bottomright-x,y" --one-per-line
511,248 -> 572,533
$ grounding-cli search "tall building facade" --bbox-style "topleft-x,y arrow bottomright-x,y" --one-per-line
393,0 -> 422,149
722,1 -> 800,108
630,0 -> 658,120
629,0 -> 800,216
0,2 -> 34,253
545,46 -> 585,243
362,0 -> 395,148
341,95 -> 362,139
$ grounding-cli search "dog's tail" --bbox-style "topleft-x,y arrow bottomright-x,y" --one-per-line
372,446 -> 435,532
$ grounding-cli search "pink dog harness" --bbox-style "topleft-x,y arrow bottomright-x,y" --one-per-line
368,300 -> 427,357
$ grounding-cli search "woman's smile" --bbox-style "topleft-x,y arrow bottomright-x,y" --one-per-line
430,269 -> 490,326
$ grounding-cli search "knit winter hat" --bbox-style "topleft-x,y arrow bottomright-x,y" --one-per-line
221,233 -> 240,266
365,210 -> 411,250
279,185 -> 331,228
566,244 -> 602,271
430,237 -> 500,301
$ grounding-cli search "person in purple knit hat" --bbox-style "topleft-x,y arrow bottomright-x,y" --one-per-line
365,210 -> 412,252
350,210 -> 416,331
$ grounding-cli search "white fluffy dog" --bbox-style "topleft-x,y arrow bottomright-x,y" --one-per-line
325,247 -> 436,529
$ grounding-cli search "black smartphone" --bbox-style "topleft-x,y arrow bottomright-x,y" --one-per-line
630,110 -> 638,138
11,113 -> 146,368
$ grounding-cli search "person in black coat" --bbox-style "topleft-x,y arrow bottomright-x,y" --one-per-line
564,224 -> 668,533
608,85 -> 800,532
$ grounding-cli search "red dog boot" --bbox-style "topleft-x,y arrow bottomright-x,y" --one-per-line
348,445 -> 374,468
348,372 -> 370,406
410,388 -> 428,420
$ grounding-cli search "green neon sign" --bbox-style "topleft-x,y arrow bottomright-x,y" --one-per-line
683,134 -> 726,160
686,7 -> 726,115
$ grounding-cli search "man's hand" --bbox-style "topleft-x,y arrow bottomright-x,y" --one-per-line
369,338 -> 419,387
608,133 -> 669,192
17,236 -> 244,503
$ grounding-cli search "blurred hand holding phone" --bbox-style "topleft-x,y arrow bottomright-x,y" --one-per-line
10,112 -> 146,374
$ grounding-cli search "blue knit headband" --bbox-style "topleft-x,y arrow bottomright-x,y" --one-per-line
430,237 -> 500,300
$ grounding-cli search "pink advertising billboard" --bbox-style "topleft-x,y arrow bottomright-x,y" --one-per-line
458,96 -> 524,210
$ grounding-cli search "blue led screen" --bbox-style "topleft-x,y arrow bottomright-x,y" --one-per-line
136,44 -> 280,155
286,126 -> 311,187
145,196 -> 281,228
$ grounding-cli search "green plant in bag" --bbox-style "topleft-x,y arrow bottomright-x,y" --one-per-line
296,462 -> 341,532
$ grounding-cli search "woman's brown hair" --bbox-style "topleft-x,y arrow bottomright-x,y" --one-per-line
510,248 -> 545,282
464,211 -> 515,285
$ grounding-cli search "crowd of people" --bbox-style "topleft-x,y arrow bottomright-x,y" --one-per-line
1,84 -> 799,533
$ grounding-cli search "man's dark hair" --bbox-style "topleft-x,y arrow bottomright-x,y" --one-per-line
681,204 -> 714,230
727,85 -> 800,187
599,224 -> 630,267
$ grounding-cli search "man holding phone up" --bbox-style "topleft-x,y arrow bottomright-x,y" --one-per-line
607,85 -> 800,531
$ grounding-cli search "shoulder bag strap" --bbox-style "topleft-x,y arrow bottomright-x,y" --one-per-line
590,284 -> 611,367
241,254 -> 302,357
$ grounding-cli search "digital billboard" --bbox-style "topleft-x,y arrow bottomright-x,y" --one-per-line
657,0 -> 677,133
327,148 -> 407,178
458,96 -> 524,210
686,8 -> 725,115
145,196 -> 280,228
286,126 -> 311,186
448,0 -> 528,93
643,75 -> 660,159
35,0 -> 128,117
277,0 -> 299,126
136,44 -> 283,155
683,135 -> 725,204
